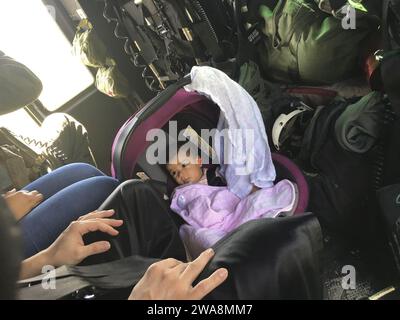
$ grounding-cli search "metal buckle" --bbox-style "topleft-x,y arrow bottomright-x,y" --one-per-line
317,0 -> 334,14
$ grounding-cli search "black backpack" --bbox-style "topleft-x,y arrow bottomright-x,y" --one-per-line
296,100 -> 379,241
374,0 -> 400,280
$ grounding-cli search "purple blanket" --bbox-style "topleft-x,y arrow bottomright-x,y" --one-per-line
170,180 -> 296,259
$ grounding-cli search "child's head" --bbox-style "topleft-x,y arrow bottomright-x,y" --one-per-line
166,144 -> 203,185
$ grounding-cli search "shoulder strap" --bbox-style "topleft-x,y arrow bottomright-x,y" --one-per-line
298,105 -> 325,165
298,102 -> 346,168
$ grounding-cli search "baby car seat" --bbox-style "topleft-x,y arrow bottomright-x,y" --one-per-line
111,78 -> 309,214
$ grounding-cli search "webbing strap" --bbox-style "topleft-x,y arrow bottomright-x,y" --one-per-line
18,276 -> 90,300
17,255 -> 159,300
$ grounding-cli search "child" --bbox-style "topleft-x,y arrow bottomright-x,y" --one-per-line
166,142 -> 226,187
165,142 -> 297,260
166,142 -> 260,192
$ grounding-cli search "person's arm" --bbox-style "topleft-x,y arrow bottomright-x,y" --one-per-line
19,210 -> 122,280
19,250 -> 53,281
129,248 -> 228,300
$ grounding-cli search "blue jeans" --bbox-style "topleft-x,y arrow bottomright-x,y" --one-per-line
19,163 -> 119,258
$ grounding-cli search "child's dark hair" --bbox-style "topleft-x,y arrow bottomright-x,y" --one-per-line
165,139 -> 202,165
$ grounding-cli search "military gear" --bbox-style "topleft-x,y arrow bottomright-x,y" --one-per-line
0,51 -> 43,114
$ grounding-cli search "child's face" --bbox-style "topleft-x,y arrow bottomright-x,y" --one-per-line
166,153 -> 203,185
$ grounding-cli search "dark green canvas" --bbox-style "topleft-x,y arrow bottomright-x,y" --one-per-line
0,51 -> 43,114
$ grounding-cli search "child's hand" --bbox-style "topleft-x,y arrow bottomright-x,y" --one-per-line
3,189 -> 44,221
250,185 -> 260,194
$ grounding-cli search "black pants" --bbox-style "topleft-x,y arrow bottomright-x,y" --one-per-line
82,180 -> 324,300
82,179 -> 186,265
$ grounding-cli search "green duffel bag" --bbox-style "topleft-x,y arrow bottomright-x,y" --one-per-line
95,63 -> 131,98
0,51 -> 43,114
72,19 -> 109,68
257,0 -> 379,84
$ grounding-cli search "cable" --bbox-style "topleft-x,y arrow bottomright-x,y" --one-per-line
5,130 -> 66,171
189,0 -> 219,45
103,0 -> 161,92
16,135 -> 49,150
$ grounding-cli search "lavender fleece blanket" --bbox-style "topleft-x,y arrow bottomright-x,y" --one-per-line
170,179 -> 296,258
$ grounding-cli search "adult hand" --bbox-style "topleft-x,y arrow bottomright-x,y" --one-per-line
129,248 -> 228,300
43,209 -> 123,267
3,189 -> 43,220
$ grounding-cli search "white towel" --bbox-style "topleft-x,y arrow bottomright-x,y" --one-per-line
185,66 -> 276,199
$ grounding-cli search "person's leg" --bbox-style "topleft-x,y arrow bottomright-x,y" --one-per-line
23,163 -> 108,200
77,180 -> 323,300
80,180 -> 187,265
20,176 -> 119,258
